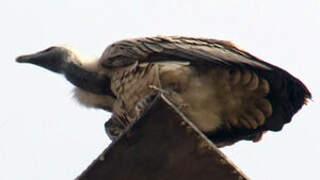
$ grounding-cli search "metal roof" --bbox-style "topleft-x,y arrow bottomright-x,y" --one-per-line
76,95 -> 249,180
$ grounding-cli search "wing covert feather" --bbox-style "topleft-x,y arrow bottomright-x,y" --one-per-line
99,36 -> 271,70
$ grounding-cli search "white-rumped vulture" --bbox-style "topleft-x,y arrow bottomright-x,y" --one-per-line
16,36 -> 311,147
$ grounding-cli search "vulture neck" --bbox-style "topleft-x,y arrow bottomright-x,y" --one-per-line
62,58 -> 115,97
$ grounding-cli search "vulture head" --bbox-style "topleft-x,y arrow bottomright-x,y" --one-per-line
16,46 -> 115,111
16,46 -> 72,73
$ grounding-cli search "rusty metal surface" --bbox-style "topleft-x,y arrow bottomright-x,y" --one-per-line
76,95 -> 249,180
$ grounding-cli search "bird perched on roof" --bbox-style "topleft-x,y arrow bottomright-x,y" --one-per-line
16,36 -> 311,147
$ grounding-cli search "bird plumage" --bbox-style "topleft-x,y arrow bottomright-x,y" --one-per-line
16,36 -> 311,147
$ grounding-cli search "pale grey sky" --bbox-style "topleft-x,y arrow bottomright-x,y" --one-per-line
1,0 -> 319,179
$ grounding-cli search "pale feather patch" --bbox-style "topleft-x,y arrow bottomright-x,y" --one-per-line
58,45 -> 102,73
73,88 -> 115,110
159,65 -> 226,132
158,65 -> 273,132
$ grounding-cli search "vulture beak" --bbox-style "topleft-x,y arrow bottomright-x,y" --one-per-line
16,52 -> 42,63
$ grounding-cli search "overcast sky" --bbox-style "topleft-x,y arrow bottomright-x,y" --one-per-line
1,0 -> 319,179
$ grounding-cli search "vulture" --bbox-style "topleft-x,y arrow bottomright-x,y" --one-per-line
16,36 -> 311,147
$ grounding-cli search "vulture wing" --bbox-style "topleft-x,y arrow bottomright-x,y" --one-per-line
100,36 -> 311,144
